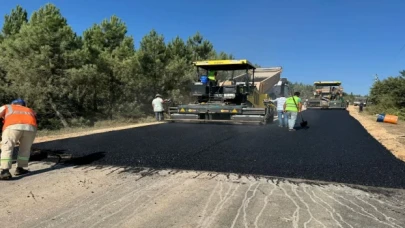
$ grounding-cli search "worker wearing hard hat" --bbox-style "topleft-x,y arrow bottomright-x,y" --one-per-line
283,92 -> 303,131
0,99 -> 37,180
152,94 -> 165,121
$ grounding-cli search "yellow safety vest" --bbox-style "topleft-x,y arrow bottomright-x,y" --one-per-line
208,71 -> 216,81
285,96 -> 300,112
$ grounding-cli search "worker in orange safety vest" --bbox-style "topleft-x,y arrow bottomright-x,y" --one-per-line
0,99 -> 37,180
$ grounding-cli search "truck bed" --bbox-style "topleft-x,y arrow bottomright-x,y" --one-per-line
225,67 -> 282,94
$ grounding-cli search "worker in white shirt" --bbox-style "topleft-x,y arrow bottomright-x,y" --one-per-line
271,95 -> 288,127
152,94 -> 165,121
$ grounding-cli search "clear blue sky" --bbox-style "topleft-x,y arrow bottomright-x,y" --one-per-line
1,0 -> 404,95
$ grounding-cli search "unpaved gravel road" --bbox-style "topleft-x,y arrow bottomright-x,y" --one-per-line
1,110 -> 405,228
1,163 -> 404,228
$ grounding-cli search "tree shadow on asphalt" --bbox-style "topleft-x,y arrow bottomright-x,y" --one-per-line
31,110 -> 405,189
4,150 -> 106,181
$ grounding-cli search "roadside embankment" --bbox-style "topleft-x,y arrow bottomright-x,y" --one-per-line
348,105 -> 405,162
34,121 -> 164,143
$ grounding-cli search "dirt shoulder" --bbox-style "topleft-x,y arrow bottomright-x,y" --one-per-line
348,105 -> 405,161
2,164 -> 405,228
34,121 -> 164,143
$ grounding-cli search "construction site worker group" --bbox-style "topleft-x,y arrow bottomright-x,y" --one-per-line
272,92 -> 303,131
0,92 -> 303,179
0,99 -> 37,180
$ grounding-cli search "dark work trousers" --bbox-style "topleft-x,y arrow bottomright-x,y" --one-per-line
155,112 -> 164,121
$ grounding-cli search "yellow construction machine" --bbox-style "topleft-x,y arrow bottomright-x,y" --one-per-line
306,81 -> 347,110
167,59 -> 289,124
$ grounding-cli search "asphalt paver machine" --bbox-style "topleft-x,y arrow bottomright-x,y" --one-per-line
168,59 -> 288,124
307,81 -> 347,110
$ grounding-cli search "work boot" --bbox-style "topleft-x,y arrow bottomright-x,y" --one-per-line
14,167 -> 29,176
0,169 -> 12,180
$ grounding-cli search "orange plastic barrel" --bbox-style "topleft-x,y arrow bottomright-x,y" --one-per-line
383,114 -> 398,124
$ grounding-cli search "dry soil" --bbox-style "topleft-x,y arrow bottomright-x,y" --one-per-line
348,105 -> 405,162
1,113 -> 405,228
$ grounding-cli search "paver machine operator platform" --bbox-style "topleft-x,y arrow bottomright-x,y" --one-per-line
167,59 -> 289,125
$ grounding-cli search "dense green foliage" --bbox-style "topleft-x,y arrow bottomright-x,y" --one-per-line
289,81 -> 363,103
367,71 -> 405,119
288,82 -> 314,99
2,4 -> 400,129
0,4 -> 237,129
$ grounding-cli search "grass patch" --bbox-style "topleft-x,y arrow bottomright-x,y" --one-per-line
365,104 -> 405,121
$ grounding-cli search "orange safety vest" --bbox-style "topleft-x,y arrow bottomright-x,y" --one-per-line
2,104 -> 37,131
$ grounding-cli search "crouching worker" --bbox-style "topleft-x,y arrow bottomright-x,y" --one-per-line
0,99 -> 37,180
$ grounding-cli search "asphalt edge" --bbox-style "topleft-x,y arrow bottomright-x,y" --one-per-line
346,107 -> 405,162
33,122 -> 165,144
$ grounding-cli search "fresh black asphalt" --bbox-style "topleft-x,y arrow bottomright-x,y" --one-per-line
32,109 -> 405,189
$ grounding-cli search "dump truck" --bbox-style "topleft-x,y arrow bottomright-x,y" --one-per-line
306,81 -> 347,110
167,59 -> 289,124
